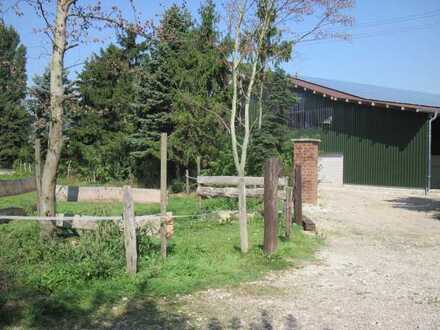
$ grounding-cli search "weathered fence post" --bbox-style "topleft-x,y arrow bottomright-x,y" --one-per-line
56,213 -> 64,227
197,156 -> 201,208
264,158 -> 281,254
294,165 -> 303,227
123,186 -> 137,274
284,187 -> 293,239
185,169 -> 190,194
160,133 -> 168,258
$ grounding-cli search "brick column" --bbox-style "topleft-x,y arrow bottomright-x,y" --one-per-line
292,139 -> 320,205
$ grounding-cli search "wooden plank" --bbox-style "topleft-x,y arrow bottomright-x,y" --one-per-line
197,176 -> 288,187
55,186 -> 160,203
263,158 -> 281,254
0,177 -> 36,197
196,186 -> 286,199
160,133 -> 168,258
294,165 -> 303,227
123,186 -> 137,274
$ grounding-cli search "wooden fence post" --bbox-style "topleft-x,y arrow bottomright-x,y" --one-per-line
196,156 -> 201,208
294,165 -> 303,228
123,186 -> 137,274
263,158 -> 281,254
284,187 -> 293,239
56,213 -> 64,227
185,169 -> 190,194
160,133 -> 168,258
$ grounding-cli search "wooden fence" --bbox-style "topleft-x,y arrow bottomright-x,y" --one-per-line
0,177 -> 36,198
0,133 -> 171,273
196,176 -> 289,199
0,186 -> 173,274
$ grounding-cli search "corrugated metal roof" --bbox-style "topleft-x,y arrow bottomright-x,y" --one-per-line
299,76 -> 440,108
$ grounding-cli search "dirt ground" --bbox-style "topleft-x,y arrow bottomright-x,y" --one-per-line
179,185 -> 440,329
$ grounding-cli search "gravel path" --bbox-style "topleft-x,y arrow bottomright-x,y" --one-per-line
181,186 -> 440,329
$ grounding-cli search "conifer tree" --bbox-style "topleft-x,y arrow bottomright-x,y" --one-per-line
0,21 -> 29,168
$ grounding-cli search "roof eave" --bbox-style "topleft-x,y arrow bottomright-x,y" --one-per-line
291,77 -> 440,114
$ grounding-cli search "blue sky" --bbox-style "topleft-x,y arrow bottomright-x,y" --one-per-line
3,0 -> 440,94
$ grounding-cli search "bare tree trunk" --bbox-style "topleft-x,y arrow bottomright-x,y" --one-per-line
230,5 -> 248,253
257,80 -> 264,130
39,0 -> 72,238
238,174 -> 248,253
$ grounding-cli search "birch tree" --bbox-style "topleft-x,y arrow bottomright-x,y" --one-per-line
225,0 -> 353,252
2,0 -> 150,238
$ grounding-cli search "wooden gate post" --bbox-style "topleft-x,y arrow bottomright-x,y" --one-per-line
263,158 -> 281,254
196,156 -> 201,208
123,186 -> 137,274
160,133 -> 168,258
284,187 -> 293,239
185,169 -> 190,194
294,165 -> 303,227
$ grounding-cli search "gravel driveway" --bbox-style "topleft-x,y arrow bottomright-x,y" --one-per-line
181,185 -> 440,329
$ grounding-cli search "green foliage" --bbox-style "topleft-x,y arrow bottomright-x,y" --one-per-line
248,68 -> 298,175
0,21 -> 30,168
64,33 -> 145,182
0,193 -> 321,328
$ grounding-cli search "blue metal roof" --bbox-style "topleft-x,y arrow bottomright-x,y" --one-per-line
300,76 -> 440,108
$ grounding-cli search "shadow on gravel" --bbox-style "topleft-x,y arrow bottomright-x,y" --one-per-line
386,196 -> 440,218
206,309 -> 333,330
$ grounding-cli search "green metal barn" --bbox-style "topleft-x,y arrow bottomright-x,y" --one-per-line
290,77 -> 440,190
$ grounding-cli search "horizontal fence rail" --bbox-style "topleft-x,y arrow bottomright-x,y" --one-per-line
56,185 -> 161,203
197,186 -> 287,199
197,176 -> 288,187
0,212 -> 174,235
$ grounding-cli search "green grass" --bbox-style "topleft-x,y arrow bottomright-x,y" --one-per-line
0,193 -> 321,329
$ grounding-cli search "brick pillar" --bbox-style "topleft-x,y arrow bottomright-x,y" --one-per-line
292,139 -> 320,205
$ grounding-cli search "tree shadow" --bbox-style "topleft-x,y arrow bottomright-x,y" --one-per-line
206,309 -> 332,330
0,270 -> 192,329
386,196 -> 440,218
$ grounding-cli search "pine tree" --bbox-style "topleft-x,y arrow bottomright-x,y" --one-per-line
168,0 -> 229,169
68,32 -> 145,181
130,4 -> 194,178
0,21 -> 29,168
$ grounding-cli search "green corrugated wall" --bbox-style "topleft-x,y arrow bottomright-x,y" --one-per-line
320,101 -> 429,188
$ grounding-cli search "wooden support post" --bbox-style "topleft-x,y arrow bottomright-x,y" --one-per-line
123,186 -> 137,274
160,133 -> 168,258
185,169 -> 190,194
284,187 -> 293,239
56,213 -> 64,227
263,158 -> 281,254
196,156 -> 201,208
294,165 -> 303,227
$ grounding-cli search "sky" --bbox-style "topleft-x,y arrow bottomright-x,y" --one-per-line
2,0 -> 440,95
